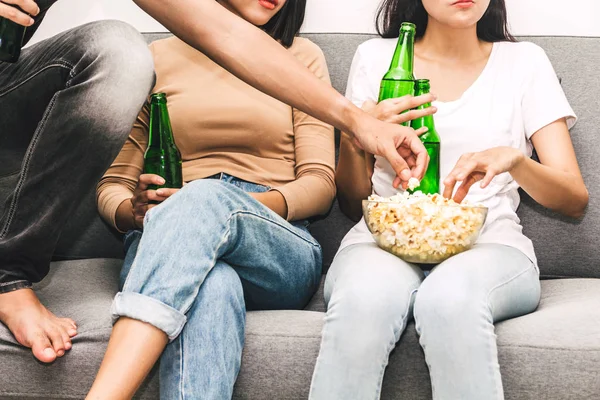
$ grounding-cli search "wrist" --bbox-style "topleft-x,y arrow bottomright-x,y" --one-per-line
343,101 -> 367,141
510,150 -> 527,172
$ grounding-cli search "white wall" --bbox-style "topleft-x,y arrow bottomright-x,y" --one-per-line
27,0 -> 600,47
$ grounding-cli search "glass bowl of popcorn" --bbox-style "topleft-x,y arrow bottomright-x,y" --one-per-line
362,192 -> 488,264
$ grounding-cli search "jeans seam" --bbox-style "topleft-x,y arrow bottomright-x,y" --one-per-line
0,93 -> 61,239
179,332 -> 185,400
374,287 -> 417,399
0,279 -> 29,287
230,210 -> 320,248
0,62 -> 73,98
484,262 -> 536,400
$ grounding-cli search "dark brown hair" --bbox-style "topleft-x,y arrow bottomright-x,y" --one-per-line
376,0 -> 515,42
262,0 -> 307,48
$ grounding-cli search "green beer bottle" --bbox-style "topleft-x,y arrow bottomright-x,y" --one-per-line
409,79 -> 440,195
0,13 -> 27,63
144,93 -> 183,193
378,22 -> 416,126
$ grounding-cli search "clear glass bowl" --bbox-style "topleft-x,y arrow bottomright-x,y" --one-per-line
362,199 -> 488,264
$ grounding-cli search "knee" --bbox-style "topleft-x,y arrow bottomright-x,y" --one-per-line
76,20 -> 154,98
414,273 -> 486,331
326,278 -> 411,349
199,262 -> 245,309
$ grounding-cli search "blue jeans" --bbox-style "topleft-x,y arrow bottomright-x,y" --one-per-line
114,175 -> 323,400
309,243 -> 541,400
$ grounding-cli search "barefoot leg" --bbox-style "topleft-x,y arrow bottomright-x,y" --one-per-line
0,288 -> 77,363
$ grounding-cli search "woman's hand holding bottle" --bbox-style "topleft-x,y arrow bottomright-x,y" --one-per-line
116,174 -> 180,231
362,93 -> 437,125
359,94 -> 437,188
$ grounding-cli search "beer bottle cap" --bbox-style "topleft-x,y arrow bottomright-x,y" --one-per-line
150,92 -> 168,103
400,22 -> 417,33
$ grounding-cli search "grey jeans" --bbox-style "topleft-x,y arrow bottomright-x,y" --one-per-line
0,5 -> 154,293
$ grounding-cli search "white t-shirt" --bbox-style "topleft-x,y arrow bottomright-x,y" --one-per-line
339,39 -> 577,266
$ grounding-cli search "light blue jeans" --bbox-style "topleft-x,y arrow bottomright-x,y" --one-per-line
309,242 -> 541,400
113,175 -> 323,400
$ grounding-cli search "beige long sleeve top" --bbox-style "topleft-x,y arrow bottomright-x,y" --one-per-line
97,36 -> 336,229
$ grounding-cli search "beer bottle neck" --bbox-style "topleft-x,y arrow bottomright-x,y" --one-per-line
148,101 -> 175,147
389,31 -> 414,73
413,83 -> 439,140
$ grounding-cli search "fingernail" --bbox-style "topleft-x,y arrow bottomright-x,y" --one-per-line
28,18 -> 35,25
65,342 -> 72,350
57,350 -> 65,357
43,348 -> 55,357
156,190 -> 164,196
68,329 -> 77,336
431,107 -> 438,112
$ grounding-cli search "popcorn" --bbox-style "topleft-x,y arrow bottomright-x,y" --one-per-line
364,192 -> 486,263
407,177 -> 420,191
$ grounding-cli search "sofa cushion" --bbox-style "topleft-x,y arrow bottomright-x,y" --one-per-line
1,258 -> 599,399
0,259 -> 158,399
52,34 -> 600,277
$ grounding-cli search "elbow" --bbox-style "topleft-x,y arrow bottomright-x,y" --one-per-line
565,187 -> 589,219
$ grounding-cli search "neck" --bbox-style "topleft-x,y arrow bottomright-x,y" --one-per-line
418,18 -> 487,62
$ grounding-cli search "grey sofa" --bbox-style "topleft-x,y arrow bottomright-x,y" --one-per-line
1,32 -> 599,400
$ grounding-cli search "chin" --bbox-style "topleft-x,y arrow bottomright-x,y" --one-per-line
243,10 -> 276,26
440,14 -> 481,29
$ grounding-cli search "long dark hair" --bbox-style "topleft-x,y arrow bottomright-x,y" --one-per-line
376,0 -> 515,42
262,0 -> 307,48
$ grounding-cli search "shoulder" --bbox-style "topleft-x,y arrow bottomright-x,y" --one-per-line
495,41 -> 551,67
288,37 -> 330,78
288,37 -> 327,65
148,36 -> 181,56
356,37 -> 397,55
351,37 -> 397,72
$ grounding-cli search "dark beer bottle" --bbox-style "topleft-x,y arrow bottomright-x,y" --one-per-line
144,93 -> 183,193
378,22 -> 416,126
409,79 -> 440,195
0,14 -> 27,63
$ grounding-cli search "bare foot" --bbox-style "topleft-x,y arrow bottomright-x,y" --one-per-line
0,288 -> 77,363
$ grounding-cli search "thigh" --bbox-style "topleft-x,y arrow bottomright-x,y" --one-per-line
0,20 -> 147,178
325,243 -> 425,314
421,244 -> 541,322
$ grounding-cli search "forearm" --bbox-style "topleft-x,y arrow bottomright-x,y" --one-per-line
252,191 -> 288,220
512,157 -> 588,218
115,200 -> 137,233
336,133 -> 373,221
133,0 -> 363,137
272,172 -> 336,221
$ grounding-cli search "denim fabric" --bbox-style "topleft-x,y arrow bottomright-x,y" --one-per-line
113,176 -> 323,399
0,18 -> 154,292
309,243 -> 541,400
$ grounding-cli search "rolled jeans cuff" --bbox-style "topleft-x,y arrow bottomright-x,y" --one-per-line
111,292 -> 187,342
0,280 -> 33,294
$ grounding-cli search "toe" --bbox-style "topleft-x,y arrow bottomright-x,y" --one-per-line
31,332 -> 56,363
48,328 -> 66,357
61,331 -> 72,351
65,318 -> 77,329
60,320 -> 77,337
